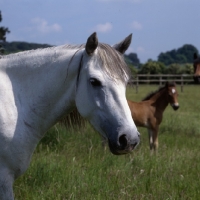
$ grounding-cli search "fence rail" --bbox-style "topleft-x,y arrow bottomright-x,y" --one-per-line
132,74 -> 194,93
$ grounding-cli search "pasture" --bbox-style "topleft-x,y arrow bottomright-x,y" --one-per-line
14,85 -> 200,200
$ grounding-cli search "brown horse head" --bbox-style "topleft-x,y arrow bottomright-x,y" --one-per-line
193,53 -> 200,83
165,82 -> 179,110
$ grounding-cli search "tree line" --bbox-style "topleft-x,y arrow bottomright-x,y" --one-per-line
125,43 -> 198,75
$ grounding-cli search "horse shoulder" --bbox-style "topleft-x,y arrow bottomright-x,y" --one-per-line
146,99 -> 164,128
127,100 -> 141,116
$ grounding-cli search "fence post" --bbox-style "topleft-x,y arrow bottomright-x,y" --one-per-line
136,75 -> 138,93
159,75 -> 162,86
181,75 -> 183,92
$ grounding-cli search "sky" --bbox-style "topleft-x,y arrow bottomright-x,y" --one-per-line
0,0 -> 200,63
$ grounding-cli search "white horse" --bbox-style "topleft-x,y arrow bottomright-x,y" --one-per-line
0,32 -> 140,199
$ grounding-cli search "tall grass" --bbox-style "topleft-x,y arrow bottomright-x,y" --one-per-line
14,85 -> 200,200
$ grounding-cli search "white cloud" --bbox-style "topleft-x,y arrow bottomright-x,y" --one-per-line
131,21 -> 143,30
137,46 -> 145,52
93,22 -> 112,33
31,18 -> 62,34
126,46 -> 145,54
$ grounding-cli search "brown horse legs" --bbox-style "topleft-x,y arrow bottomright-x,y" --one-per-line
148,127 -> 159,151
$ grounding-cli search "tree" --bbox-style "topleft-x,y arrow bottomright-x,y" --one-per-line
158,53 -> 174,65
3,41 -> 52,54
164,63 -> 181,74
125,53 -> 140,66
158,44 -> 199,65
176,44 -> 198,63
164,63 -> 193,74
138,60 -> 165,74
183,63 -> 193,74
0,11 -> 10,41
0,11 -> 10,53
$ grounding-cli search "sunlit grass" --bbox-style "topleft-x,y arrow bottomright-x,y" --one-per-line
14,85 -> 200,200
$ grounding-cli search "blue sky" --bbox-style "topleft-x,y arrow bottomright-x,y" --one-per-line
0,0 -> 199,63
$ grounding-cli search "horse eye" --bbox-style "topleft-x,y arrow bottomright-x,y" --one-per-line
90,78 -> 101,87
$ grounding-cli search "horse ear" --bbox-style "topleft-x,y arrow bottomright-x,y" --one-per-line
85,32 -> 98,55
194,53 -> 198,60
113,34 -> 132,54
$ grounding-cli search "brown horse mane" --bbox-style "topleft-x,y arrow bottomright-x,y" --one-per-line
142,82 -> 176,101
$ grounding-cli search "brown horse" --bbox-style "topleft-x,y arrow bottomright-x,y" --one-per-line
128,82 -> 179,152
193,53 -> 200,83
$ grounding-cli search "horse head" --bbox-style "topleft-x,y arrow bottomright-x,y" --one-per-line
165,82 -> 179,110
193,53 -> 200,83
75,32 -> 140,155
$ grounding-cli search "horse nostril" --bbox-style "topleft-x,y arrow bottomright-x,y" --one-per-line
137,131 -> 140,137
119,134 -> 128,149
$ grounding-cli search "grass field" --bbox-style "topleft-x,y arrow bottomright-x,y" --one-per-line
14,85 -> 200,200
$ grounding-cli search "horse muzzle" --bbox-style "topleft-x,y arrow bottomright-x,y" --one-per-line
171,103 -> 179,111
108,132 -> 140,155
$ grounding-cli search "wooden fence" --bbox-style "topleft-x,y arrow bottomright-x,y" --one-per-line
131,74 -> 194,93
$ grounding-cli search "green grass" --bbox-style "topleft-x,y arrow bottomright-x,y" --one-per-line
14,85 -> 200,200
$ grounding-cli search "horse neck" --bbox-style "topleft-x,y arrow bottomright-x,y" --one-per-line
149,89 -> 169,111
195,63 -> 200,76
2,47 -> 83,133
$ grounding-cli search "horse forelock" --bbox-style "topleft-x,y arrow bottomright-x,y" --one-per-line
63,42 -> 131,83
97,43 -> 132,83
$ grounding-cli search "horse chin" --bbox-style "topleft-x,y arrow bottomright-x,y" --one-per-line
108,140 -> 135,155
